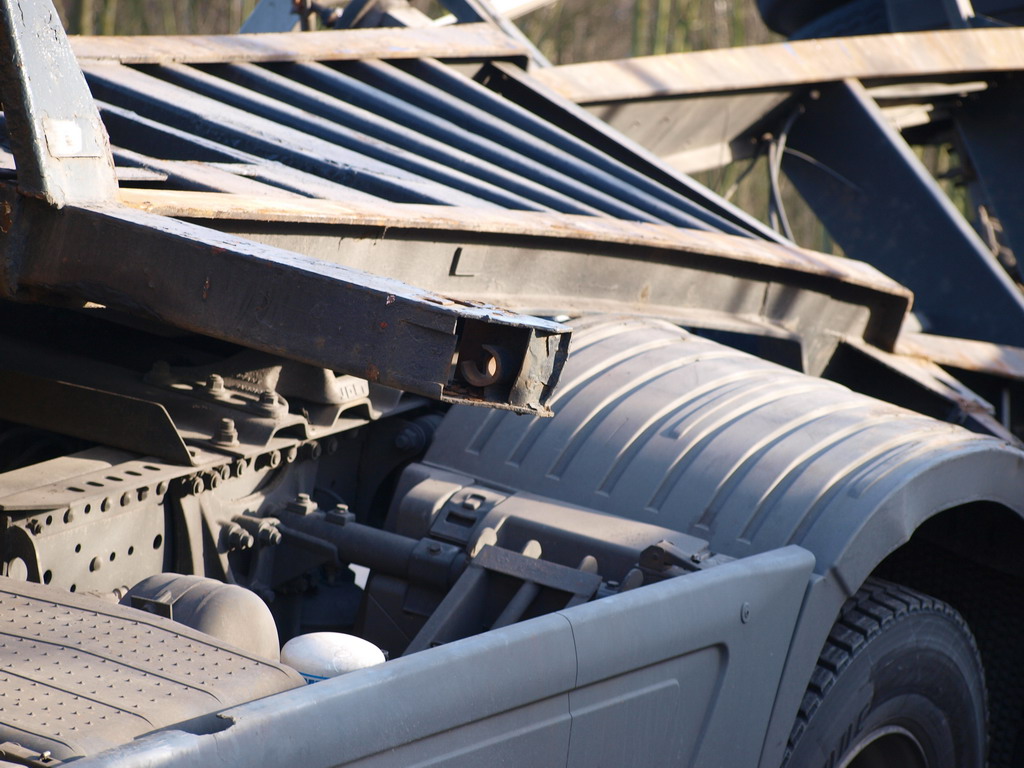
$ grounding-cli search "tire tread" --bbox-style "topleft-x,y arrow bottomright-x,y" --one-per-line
783,577 -> 986,765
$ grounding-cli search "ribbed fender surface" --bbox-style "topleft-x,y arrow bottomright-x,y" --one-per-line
426,315 -> 1024,593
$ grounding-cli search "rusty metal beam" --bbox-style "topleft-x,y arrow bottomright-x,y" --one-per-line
0,190 -> 569,414
897,332 -> 1024,380
116,188 -> 912,361
0,0 -> 566,414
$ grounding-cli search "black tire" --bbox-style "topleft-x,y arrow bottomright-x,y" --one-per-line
783,578 -> 987,768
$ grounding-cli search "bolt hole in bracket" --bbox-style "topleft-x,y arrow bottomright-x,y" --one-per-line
446,318 -> 570,416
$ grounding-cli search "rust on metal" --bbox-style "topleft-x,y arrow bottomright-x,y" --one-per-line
117,188 -> 911,298
534,27 -> 1024,103
897,332 -> 1024,380
70,23 -> 528,65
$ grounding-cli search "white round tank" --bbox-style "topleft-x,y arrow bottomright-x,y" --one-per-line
281,632 -> 386,684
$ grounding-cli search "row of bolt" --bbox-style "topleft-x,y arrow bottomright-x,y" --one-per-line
146,364 -> 286,418
174,440 -> 330,498
222,515 -> 282,552
24,481 -> 172,535
24,434 -> 338,535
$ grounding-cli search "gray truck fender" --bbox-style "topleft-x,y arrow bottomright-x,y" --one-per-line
421,315 -> 1024,767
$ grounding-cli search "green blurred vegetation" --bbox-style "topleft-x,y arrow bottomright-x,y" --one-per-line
53,0 -> 260,35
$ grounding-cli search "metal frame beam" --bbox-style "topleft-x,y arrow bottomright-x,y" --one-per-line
0,0 -> 567,413
0,190 -> 569,413
782,78 -> 1024,345
955,72 -> 1024,269
70,23 -> 528,66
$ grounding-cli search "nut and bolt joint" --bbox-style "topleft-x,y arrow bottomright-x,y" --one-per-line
258,449 -> 282,470
177,475 -> 204,496
232,515 -> 283,546
205,374 -> 227,396
285,492 -> 317,516
325,503 -> 355,526
223,522 -> 254,552
257,390 -> 283,416
215,418 -> 239,446
258,523 -> 282,546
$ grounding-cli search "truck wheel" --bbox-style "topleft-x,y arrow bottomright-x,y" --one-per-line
783,578 -> 987,768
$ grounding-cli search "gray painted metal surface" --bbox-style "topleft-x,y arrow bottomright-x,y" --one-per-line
782,79 -> 1024,346
0,1 -> 1021,766
422,316 -> 1024,767
63,546 -> 813,768
0,578 -> 303,761
0,0 -> 117,206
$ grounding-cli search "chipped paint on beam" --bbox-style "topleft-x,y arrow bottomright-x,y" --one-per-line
534,28 -> 1024,104
70,23 -> 528,65
117,188 -> 911,300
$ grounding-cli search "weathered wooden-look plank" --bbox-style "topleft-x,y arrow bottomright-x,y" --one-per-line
70,23 -> 527,65
534,27 -> 1024,103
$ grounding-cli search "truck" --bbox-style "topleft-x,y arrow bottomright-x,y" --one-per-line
0,0 -> 1021,766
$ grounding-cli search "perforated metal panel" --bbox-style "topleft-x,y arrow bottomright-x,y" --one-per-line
0,579 -> 302,760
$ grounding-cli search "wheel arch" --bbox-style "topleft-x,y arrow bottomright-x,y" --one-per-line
867,499 -> 1024,768
421,316 -> 1024,767
766,448 -> 1024,767
811,442 -> 1024,600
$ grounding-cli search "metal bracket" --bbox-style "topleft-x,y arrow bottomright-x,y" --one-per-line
0,0 -> 118,207
783,78 -> 1024,346
0,190 -> 570,414
403,543 -> 602,654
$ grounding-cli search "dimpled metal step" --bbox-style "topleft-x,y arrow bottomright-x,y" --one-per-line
0,577 -> 303,762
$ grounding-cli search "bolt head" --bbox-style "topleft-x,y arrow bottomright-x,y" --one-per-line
286,493 -> 316,516
256,390 -> 283,416
258,525 -> 282,546
214,417 -> 239,446
145,360 -> 174,386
